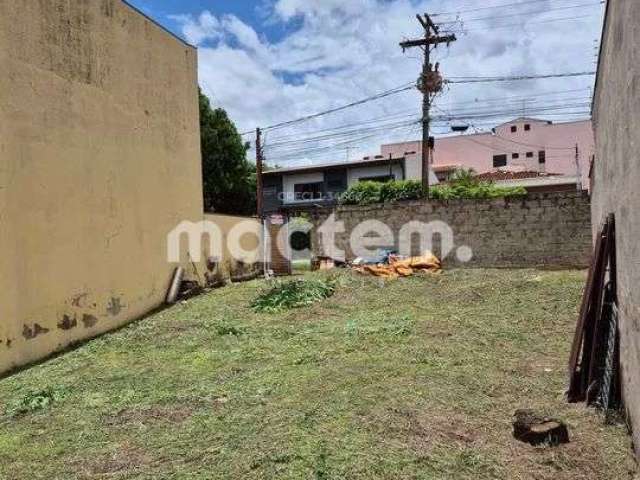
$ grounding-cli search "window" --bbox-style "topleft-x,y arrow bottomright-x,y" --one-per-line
510,126 -> 517,133
524,124 -> 531,131
359,175 -> 395,183
538,150 -> 546,164
327,179 -> 344,190
263,186 -> 277,198
493,154 -> 507,167
512,153 -> 520,159
294,182 -> 324,202
526,152 -> 534,158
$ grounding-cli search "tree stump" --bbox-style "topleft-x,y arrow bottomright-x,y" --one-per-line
513,409 -> 570,446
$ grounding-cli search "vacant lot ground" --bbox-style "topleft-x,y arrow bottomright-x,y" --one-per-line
0,269 -> 635,479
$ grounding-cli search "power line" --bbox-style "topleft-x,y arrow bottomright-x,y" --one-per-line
437,96 -> 592,113
433,0 -> 572,17
264,109 -> 419,142
447,71 -> 596,84
434,98 -> 592,115
241,82 -> 415,135
265,121 -> 420,164
461,13 -> 599,32
438,1 -> 602,25
263,90 -> 591,144
265,121 -> 418,158
266,118 -> 420,149
444,87 -> 591,102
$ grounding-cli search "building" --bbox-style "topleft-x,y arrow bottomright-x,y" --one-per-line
590,0 -> 640,457
262,156 -> 439,213
262,116 -> 593,213
383,117 -> 594,189
473,171 -> 582,193
0,0 -> 202,373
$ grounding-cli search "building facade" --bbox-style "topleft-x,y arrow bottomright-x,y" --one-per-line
383,118 -> 594,189
262,157 -> 439,213
590,0 -> 640,457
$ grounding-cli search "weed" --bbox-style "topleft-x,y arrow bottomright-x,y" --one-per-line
251,277 -> 337,313
215,321 -> 247,336
9,386 -> 66,416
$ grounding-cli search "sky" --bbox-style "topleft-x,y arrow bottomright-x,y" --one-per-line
126,0 -> 605,167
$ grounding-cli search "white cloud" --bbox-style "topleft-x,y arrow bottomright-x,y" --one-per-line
169,11 -> 221,45
171,0 -> 604,166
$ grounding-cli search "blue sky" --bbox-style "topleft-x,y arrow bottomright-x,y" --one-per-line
127,0 -> 301,45
125,0 -> 605,167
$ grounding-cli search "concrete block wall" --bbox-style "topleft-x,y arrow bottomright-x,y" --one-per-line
590,0 -> 640,456
309,192 -> 592,268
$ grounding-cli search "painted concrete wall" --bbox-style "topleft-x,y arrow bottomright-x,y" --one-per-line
590,0 -> 640,456
0,0 -> 202,373
202,214 -> 262,276
346,164 -> 404,185
382,119 -> 594,188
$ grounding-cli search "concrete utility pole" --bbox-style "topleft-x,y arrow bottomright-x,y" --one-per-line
256,127 -> 264,217
400,14 -> 456,197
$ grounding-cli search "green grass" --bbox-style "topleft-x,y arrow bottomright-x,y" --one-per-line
0,269 -> 635,479
292,258 -> 312,272
251,277 -> 337,313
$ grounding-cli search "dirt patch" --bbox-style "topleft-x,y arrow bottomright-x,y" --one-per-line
505,426 -> 636,480
104,405 -> 193,427
73,442 -> 153,476
364,407 -> 481,453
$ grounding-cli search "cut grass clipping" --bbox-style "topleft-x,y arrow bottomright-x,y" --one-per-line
251,278 -> 337,313
8,386 -> 66,417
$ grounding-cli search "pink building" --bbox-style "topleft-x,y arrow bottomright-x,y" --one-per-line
381,117 -> 594,190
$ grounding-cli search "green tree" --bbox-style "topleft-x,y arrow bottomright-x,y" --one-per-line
199,90 -> 256,215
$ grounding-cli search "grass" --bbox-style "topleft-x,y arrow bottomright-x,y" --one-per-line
0,269 -> 635,479
292,258 -> 312,272
251,277 -> 337,313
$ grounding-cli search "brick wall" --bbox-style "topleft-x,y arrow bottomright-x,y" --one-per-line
309,192 -> 592,268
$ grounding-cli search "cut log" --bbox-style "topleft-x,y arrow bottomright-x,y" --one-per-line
513,409 -> 570,446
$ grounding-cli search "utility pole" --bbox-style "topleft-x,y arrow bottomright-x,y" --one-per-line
256,127 -> 264,218
345,146 -> 355,163
575,143 -> 582,192
400,14 -> 456,197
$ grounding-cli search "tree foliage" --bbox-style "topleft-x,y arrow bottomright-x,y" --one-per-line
199,90 -> 256,215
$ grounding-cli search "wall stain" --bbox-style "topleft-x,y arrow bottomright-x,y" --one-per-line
5,339 -> 12,349
106,297 -> 123,317
58,314 -> 78,331
82,314 -> 98,328
23,324 -> 50,340
101,0 -> 115,18
71,292 -> 89,308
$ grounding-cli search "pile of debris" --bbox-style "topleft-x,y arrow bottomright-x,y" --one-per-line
352,249 -> 442,279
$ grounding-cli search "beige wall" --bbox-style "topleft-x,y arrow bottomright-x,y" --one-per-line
591,0 -> 640,456
201,214 -> 262,279
0,0 -> 202,373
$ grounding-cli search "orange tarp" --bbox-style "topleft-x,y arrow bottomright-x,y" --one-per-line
354,253 -> 442,279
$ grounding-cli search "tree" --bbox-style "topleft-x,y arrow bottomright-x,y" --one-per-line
199,90 -> 256,215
